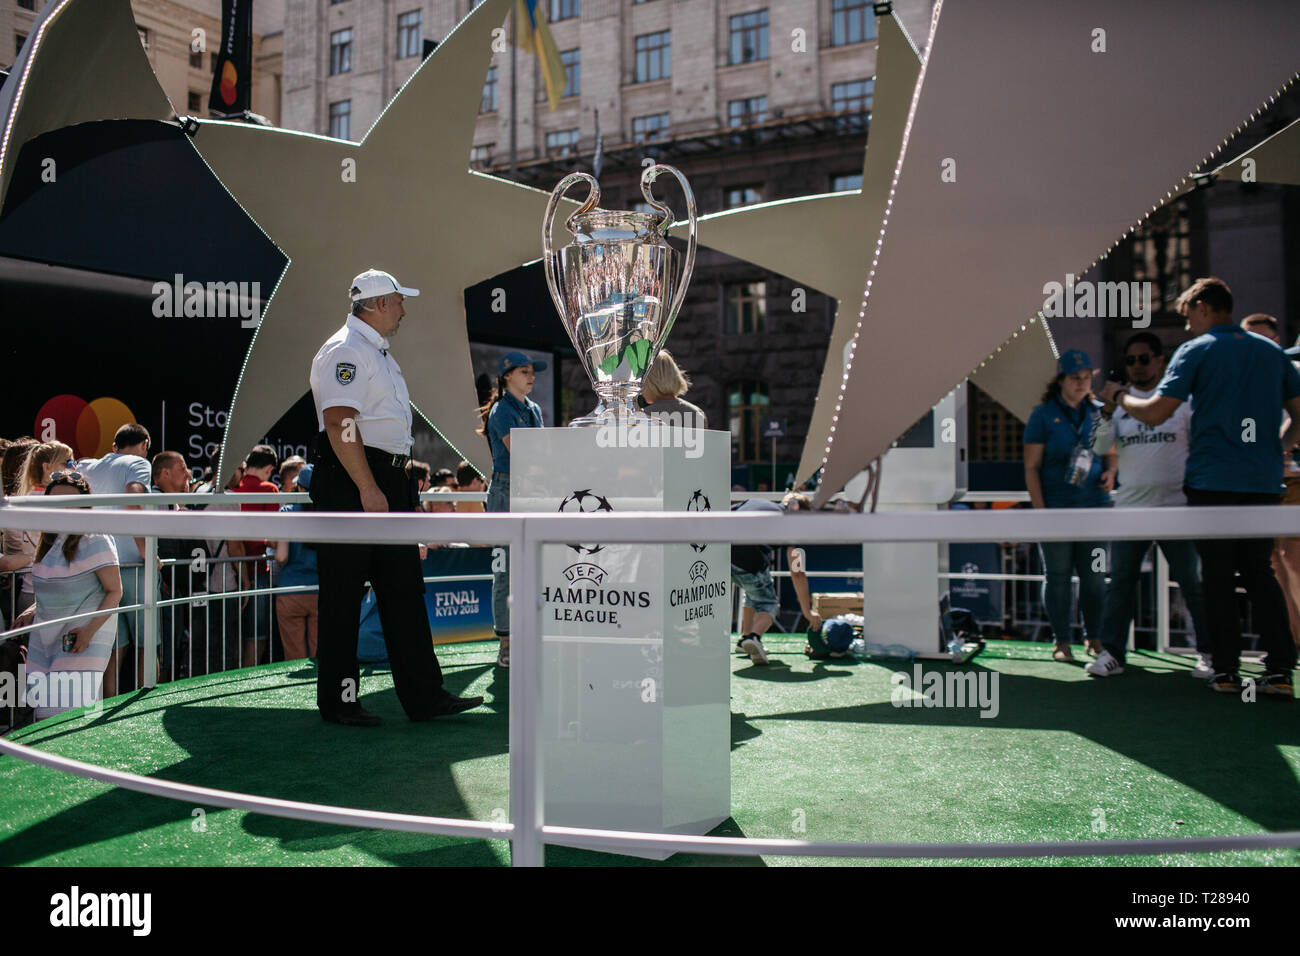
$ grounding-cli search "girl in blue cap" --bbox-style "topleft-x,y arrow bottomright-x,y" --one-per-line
479,351 -> 548,667
1023,349 -> 1116,662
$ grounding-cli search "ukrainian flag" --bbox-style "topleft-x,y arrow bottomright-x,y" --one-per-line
515,0 -> 567,110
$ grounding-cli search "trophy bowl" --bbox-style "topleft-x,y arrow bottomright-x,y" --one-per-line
543,164 -> 697,427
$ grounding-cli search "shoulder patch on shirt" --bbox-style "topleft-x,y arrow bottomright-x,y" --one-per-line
336,362 -> 357,385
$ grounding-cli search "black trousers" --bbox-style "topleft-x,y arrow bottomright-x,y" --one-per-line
1185,487 -> 1297,677
311,441 -> 443,717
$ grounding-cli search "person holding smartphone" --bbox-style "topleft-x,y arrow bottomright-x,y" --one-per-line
14,472 -> 123,719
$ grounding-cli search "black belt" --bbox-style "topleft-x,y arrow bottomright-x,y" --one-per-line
364,446 -> 411,470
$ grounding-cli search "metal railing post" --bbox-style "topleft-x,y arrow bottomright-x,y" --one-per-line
1156,546 -> 1170,653
142,513 -> 158,690
509,518 -> 544,867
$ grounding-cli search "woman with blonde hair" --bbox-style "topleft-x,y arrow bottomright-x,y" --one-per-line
641,350 -> 708,429
2,441 -> 75,621
17,441 -> 74,497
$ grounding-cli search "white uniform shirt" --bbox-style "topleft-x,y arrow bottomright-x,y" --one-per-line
309,315 -> 413,456
1090,385 -> 1193,507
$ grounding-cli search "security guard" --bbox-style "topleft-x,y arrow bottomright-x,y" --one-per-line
308,268 -> 483,726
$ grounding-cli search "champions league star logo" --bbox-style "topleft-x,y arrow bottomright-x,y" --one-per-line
686,489 -> 710,553
559,489 -> 614,555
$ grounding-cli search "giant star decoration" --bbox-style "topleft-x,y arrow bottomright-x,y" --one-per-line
189,0 -> 561,480
693,9 -> 1058,486
812,0 -> 1300,505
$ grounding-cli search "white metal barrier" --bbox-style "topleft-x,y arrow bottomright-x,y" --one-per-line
2,495 -> 1299,865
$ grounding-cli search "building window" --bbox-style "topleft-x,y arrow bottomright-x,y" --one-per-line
724,281 -> 766,334
470,144 -> 494,169
550,0 -> 580,20
18,0 -> 37,11
729,380 -> 771,464
831,0 -> 876,47
726,185 -> 763,208
137,27 -> 149,51
328,100 -> 351,139
331,0 -> 349,4
631,112 -> 670,143
727,96 -> 768,127
831,172 -> 862,191
330,28 -> 353,75
189,48 -> 203,69
545,128 -> 580,157
831,77 -> 873,132
187,91 -> 203,112
1128,198 -> 1192,317
481,66 -> 498,113
831,78 -> 873,112
15,33 -> 26,57
397,10 -> 422,59
561,48 -> 580,97
729,10 -> 769,65
635,30 -> 670,83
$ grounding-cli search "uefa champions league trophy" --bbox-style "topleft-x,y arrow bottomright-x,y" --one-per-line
543,164 -> 698,426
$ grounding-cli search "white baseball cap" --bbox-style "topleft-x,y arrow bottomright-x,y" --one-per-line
349,268 -> 420,302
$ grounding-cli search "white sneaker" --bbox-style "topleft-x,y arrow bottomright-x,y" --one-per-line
1190,653 -> 1215,679
739,636 -> 769,665
1084,650 -> 1124,677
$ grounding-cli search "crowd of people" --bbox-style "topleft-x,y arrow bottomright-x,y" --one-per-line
1026,276 -> 1299,697
0,428 -> 334,725
4,273 -> 1296,727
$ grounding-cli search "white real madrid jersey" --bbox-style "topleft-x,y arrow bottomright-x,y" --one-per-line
309,315 -> 414,455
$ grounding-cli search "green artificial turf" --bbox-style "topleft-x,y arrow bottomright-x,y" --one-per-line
0,638 -> 1296,867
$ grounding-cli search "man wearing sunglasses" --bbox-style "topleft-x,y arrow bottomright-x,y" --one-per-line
1100,277 -> 1300,696
1087,333 -> 1212,679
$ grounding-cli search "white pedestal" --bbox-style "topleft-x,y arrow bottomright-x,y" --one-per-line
861,504 -> 943,657
513,426 -> 732,858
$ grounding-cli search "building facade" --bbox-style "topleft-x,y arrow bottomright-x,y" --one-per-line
3,0 -> 284,125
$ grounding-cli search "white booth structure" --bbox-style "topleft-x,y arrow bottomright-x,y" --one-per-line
843,386 -> 969,657
512,426 -> 732,856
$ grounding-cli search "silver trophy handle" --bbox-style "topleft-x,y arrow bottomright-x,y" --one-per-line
542,172 -> 600,322
641,163 -> 697,343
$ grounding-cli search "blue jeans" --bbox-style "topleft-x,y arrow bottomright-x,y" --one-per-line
486,471 -> 510,635
1039,541 -> 1105,645
1098,539 -> 1210,662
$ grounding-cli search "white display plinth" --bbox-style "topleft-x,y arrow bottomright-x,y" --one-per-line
513,426 -> 731,858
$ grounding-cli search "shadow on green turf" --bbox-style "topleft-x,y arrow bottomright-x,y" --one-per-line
0,669 -> 507,866
758,656 -> 1300,833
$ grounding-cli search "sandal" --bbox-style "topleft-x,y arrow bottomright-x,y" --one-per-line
1052,643 -> 1075,662
496,634 -> 510,668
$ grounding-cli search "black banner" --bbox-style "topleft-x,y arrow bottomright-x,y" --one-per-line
207,0 -> 253,117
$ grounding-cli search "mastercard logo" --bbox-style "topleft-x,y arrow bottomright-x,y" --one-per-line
220,60 -> 238,106
34,395 -> 138,459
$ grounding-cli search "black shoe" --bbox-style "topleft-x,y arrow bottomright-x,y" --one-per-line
411,691 -> 485,720
321,707 -> 382,727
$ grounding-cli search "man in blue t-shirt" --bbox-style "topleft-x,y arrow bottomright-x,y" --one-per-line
1101,277 -> 1300,696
